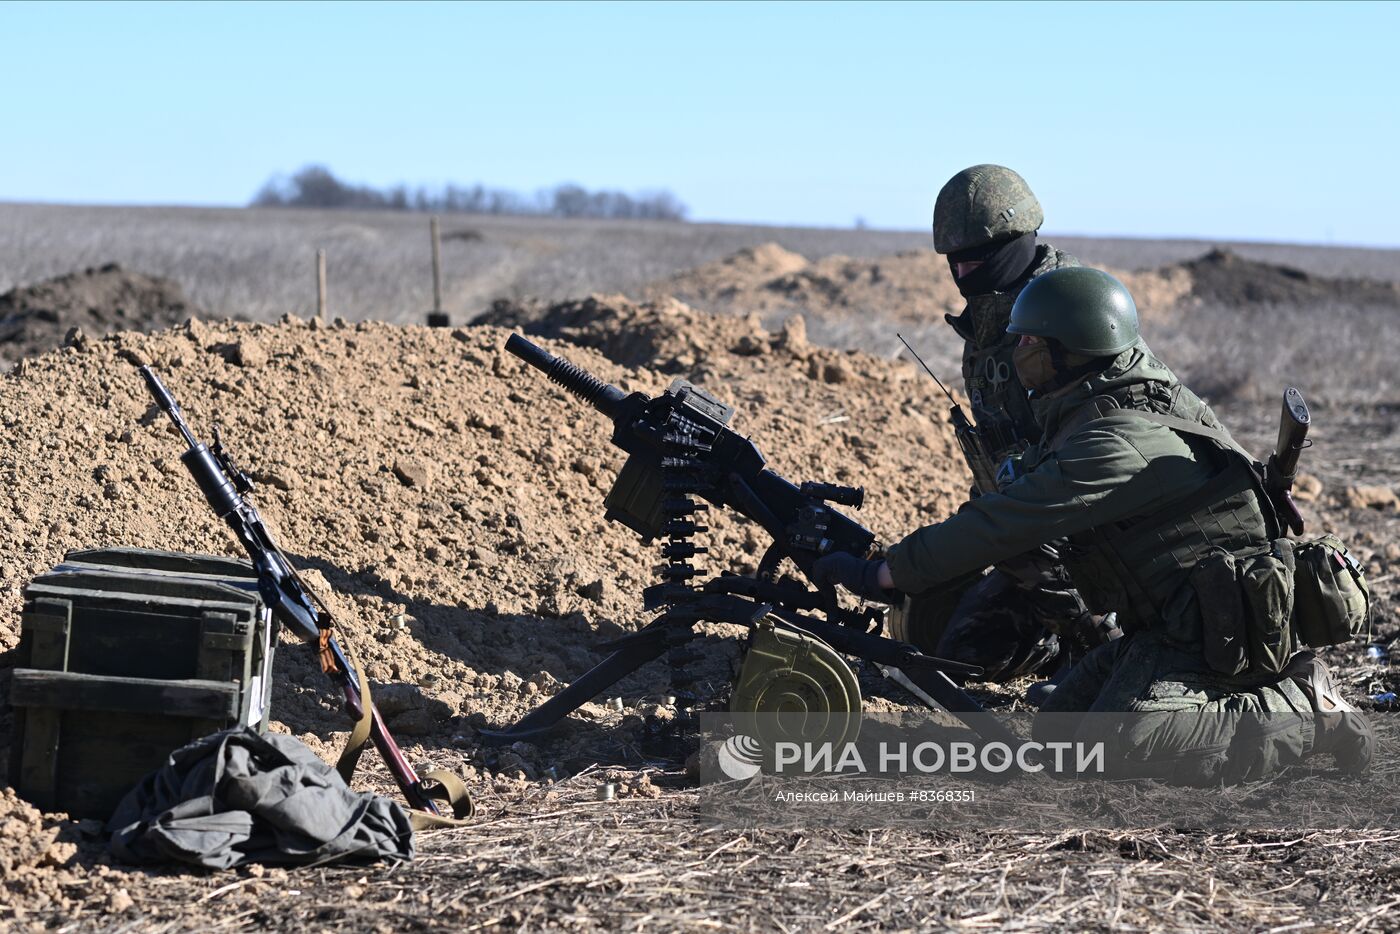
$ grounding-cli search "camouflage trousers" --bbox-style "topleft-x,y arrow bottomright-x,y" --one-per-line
919,547 -> 1091,683
1034,629 -> 1317,784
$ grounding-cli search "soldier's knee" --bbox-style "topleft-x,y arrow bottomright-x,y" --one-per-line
1101,707 -> 1294,785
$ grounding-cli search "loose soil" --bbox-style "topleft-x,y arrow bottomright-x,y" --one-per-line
654,241 -> 1195,326
0,261 -> 1397,929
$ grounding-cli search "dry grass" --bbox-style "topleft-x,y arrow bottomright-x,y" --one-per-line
4,202 -> 1397,328
55,774 -> 1400,932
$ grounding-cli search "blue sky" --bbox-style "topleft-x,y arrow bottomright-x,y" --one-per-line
1,0 -> 1396,245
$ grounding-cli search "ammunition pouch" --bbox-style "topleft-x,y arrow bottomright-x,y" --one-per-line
1292,534 -> 1370,648
1189,539 -> 1296,677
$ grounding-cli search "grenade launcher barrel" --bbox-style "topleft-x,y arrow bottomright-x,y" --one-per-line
1266,387 -> 1311,536
1271,387 -> 1310,483
502,333 -> 878,569
505,333 -> 628,420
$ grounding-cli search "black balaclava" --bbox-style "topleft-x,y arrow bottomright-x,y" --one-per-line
948,232 -> 1039,297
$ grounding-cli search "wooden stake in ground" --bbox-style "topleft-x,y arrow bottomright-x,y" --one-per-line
427,216 -> 449,327
316,249 -> 327,320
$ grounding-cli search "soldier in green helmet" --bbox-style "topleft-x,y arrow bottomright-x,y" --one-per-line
813,267 -> 1373,781
894,164 -> 1110,692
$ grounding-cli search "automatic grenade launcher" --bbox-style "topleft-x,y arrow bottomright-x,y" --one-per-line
486,335 -> 1015,749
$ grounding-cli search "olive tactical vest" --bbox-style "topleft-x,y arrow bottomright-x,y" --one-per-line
946,245 -> 1078,466
1046,383 -> 1278,636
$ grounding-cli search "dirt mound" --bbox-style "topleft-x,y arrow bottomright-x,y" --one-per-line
0,790 -> 75,883
670,242 -> 810,300
1118,264 -> 1195,323
0,309 -> 969,791
473,292 -> 780,372
1179,248 -> 1400,308
659,243 -> 963,323
658,243 -> 1191,326
0,263 -> 210,366
0,788 -> 120,915
718,242 -> 810,279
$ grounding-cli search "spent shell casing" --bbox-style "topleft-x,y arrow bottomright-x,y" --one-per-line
598,783 -> 616,801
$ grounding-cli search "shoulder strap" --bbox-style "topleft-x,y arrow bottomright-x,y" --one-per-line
1075,404 -> 1276,546
1052,402 -> 1256,463
1104,408 -> 1280,540
1105,409 -> 1253,460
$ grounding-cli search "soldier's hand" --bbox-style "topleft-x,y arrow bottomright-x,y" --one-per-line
811,553 -> 900,603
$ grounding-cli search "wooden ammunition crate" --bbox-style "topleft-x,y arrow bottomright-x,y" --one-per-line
7,547 -> 275,819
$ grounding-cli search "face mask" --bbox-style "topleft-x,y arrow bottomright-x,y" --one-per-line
948,233 -> 1039,297
1013,341 -> 1057,391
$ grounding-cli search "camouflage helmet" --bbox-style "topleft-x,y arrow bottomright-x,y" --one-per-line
1007,267 -> 1140,356
932,164 -> 1044,255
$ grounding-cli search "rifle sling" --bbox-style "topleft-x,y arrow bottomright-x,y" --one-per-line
410,770 -> 476,829
329,632 -> 475,826
334,638 -> 374,787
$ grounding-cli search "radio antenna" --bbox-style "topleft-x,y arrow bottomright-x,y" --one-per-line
896,333 -> 957,405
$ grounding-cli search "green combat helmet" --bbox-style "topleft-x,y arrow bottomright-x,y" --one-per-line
932,164 -> 1044,255
1007,266 -> 1140,356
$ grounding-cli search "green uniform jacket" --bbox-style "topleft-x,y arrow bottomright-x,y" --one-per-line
886,341 -> 1274,638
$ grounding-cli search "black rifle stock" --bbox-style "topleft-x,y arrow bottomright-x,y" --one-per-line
489,335 -> 1014,747
139,366 -> 461,819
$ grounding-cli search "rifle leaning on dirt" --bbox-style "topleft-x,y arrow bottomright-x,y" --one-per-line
139,366 -> 471,822
484,335 -> 1019,748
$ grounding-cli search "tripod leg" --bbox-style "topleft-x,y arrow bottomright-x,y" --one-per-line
480,617 -> 694,744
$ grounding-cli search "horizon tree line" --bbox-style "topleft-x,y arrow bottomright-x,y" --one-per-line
251,165 -> 688,221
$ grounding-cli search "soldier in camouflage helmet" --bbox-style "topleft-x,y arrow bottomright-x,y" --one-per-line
814,268 -> 1373,781
896,165 -> 1108,690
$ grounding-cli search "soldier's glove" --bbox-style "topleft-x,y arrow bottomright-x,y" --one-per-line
811,553 -> 900,604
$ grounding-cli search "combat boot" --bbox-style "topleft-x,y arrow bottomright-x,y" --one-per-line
1286,652 -> 1374,773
